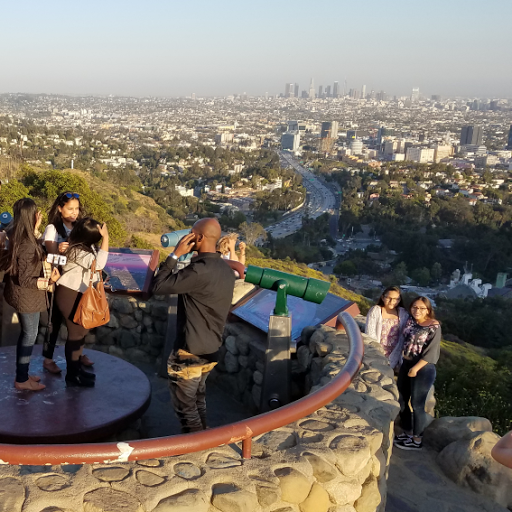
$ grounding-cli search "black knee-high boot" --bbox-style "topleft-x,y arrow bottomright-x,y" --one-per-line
65,339 -> 94,387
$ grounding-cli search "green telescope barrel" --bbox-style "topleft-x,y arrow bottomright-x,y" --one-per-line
245,265 -> 330,304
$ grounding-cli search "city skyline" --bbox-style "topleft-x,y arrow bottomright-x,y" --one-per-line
1,0 -> 511,98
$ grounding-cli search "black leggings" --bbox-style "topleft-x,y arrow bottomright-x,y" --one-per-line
55,285 -> 90,340
397,359 -> 436,437
41,291 -> 64,359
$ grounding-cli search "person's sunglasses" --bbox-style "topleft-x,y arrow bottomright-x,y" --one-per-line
64,192 -> 80,199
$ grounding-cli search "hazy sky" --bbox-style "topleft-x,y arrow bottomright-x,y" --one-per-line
2,0 -> 511,98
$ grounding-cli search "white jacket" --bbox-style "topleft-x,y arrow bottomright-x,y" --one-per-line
57,249 -> 108,293
365,305 -> 409,369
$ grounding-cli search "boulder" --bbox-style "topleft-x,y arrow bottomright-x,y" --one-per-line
437,431 -> 512,508
424,416 -> 492,452
275,467 -> 312,504
152,489 -> 209,512
211,484 -> 259,512
299,483 -> 331,512
225,335 -> 239,355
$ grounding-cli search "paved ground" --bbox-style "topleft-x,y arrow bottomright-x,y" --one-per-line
386,443 -> 508,512
134,362 -> 252,438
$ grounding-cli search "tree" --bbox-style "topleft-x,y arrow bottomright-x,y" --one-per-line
431,262 -> 442,283
393,262 -> 408,285
334,260 -> 357,277
239,222 -> 267,246
411,267 -> 431,287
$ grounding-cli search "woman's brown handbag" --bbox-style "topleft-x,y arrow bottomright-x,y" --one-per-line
73,259 -> 110,329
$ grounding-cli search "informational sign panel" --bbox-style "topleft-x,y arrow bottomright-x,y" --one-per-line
231,289 -> 353,340
104,248 -> 159,294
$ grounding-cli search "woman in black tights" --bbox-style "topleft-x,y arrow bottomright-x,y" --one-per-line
55,218 -> 108,387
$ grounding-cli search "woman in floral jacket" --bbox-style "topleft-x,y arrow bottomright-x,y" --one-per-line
394,296 -> 441,451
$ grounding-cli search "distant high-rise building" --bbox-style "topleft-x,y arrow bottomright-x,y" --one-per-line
284,83 -> 295,98
319,121 -> 339,152
376,91 -> 387,101
507,125 -> 512,150
287,120 -> 299,132
281,132 -> 300,152
320,121 -> 339,140
406,147 -> 435,163
361,85 -> 366,99
411,87 -> 420,102
309,78 -> 315,99
301,90 -> 308,99
431,94 -> 441,101
294,83 -> 299,98
490,100 -> 500,111
333,81 -> 339,98
460,125 -> 483,146
318,85 -> 323,98
325,85 -> 331,97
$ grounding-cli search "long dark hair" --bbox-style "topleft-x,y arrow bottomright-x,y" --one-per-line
66,217 -> 102,262
47,192 -> 83,239
0,198 -> 44,274
376,286 -> 404,309
410,296 -> 436,320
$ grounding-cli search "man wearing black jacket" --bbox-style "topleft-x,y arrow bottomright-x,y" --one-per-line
150,218 -> 235,433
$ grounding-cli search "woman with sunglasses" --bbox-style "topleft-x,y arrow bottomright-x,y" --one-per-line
1,198 -> 60,391
394,296 -> 441,451
365,286 -> 409,370
42,192 -> 90,374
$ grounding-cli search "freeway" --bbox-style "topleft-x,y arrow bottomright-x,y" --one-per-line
265,151 -> 338,239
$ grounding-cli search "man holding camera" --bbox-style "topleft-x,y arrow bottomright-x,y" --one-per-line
150,218 -> 236,433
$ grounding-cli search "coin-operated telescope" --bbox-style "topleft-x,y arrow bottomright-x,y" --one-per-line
244,265 -> 330,412
0,212 -> 12,230
160,229 -> 194,266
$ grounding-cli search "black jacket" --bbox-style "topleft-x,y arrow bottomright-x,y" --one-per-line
4,240 -> 48,313
150,252 -> 235,360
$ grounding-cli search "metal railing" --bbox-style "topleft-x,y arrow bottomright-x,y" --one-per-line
0,312 -> 364,465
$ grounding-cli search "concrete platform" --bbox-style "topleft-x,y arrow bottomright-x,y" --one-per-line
0,346 -> 151,444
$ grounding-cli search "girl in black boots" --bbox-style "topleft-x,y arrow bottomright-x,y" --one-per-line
55,218 -> 108,386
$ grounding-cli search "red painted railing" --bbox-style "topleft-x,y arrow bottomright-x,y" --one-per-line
0,312 -> 363,465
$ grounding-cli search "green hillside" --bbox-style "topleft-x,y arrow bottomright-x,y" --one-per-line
436,339 -> 512,435
0,166 -> 179,247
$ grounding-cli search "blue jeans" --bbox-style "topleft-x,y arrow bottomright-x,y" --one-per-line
16,312 -> 41,383
397,359 -> 436,437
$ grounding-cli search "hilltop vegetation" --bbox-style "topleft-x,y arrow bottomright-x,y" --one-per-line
436,339 -> 512,435
0,165 -> 179,247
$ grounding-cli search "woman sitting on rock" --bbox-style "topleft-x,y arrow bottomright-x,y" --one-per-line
394,296 -> 441,451
365,286 -> 408,370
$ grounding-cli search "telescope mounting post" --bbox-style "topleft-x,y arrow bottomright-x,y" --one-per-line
273,280 -> 289,316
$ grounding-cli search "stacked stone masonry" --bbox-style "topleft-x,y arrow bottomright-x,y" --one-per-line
2,321 -> 400,512
35,294 -> 171,365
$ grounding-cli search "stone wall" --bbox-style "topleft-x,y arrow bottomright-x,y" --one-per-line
1,323 -> 400,512
35,293 -> 171,365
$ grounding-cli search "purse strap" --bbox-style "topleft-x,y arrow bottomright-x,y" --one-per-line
88,259 -> 103,287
